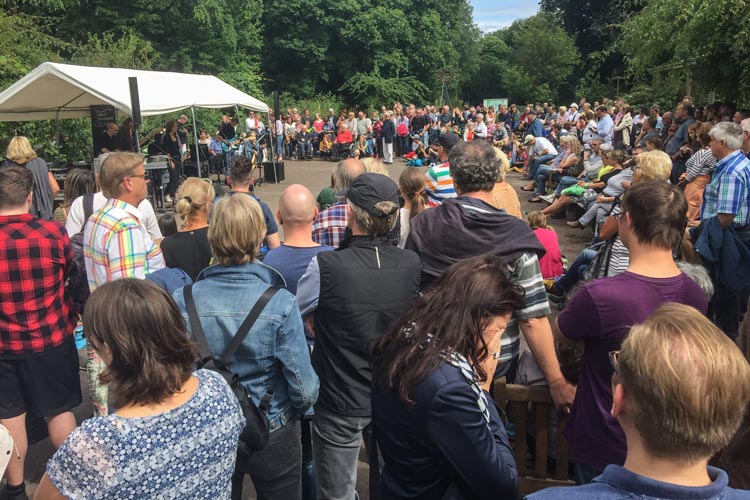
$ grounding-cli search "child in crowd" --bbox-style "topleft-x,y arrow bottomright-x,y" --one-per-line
319,133 -> 333,159
527,211 -> 564,282
365,126 -> 376,156
398,167 -> 427,248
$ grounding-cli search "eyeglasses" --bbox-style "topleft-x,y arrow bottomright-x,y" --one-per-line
128,173 -> 149,180
608,350 -> 620,372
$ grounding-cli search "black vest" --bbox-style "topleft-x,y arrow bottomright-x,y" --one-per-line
313,236 -> 421,416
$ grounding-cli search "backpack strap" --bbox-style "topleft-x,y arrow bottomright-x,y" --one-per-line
183,284 -> 212,362
82,193 -> 95,225
219,286 -> 281,365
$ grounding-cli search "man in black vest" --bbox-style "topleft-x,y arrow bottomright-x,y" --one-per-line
297,173 -> 421,500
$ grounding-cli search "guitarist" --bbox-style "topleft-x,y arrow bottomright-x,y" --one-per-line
218,115 -> 239,179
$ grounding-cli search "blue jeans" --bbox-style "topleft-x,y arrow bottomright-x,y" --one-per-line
276,134 -> 284,158
313,406 -> 371,500
530,153 -> 557,178
299,141 -> 312,157
555,248 -> 597,293
302,418 -> 317,500
555,176 -> 579,197
535,165 -> 560,195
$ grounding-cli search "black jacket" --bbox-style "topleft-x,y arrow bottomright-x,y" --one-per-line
406,196 -> 546,289
381,119 -> 396,143
313,236 -> 421,416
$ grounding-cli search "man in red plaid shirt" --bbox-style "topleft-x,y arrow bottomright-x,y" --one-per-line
312,158 -> 364,248
0,166 -> 79,500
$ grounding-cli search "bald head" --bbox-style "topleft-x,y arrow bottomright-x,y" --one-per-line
333,158 -> 365,191
279,184 -> 317,225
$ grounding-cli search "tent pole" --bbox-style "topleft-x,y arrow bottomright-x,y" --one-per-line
54,108 -> 61,164
190,107 -> 201,179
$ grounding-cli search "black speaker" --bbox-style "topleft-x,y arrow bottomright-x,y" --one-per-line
128,77 -> 142,126
273,90 -> 280,119
263,161 -> 285,183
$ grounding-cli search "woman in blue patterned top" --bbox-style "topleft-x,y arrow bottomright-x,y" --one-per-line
35,279 -> 243,500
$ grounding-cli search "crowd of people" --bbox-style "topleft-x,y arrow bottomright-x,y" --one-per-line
1,92 -> 750,500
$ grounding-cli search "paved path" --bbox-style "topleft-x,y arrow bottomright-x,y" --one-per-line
18,157 -> 594,499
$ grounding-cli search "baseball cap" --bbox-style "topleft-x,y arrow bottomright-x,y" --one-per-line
346,173 -> 399,217
433,132 -> 459,150
523,134 -> 535,144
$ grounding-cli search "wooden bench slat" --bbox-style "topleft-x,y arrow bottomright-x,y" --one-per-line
533,402 -> 549,479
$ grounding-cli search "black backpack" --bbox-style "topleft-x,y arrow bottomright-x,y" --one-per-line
183,284 -> 279,457
67,193 -> 95,313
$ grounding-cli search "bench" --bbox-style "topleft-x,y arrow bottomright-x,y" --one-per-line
494,380 -> 575,497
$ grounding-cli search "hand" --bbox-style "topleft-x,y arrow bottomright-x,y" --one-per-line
478,329 -> 504,392
577,181 -> 586,187
596,195 -> 607,203
549,378 -> 576,414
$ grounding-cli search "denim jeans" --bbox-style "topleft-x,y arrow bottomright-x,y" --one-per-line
313,406 -> 371,500
233,419 -> 302,500
555,248 -> 597,293
302,418 -> 317,500
555,176 -> 579,197
299,141 -> 312,157
276,134 -> 284,158
530,153 -> 557,178
535,165 -> 560,195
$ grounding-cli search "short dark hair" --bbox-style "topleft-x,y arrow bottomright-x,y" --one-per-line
647,116 -> 658,129
0,165 -> 33,210
597,105 -> 608,113
84,279 -> 198,409
448,141 -> 499,193
621,181 -> 687,249
229,155 -> 254,185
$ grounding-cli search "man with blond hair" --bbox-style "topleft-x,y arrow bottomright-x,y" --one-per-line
83,152 -> 164,416
529,303 -> 750,499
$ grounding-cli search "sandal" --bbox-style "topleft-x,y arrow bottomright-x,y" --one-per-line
529,195 -> 543,203
521,184 -> 536,191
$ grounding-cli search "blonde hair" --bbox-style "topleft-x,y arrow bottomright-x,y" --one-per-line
361,157 -> 388,175
208,195 -> 266,265
619,303 -> 750,460
99,152 -> 144,198
398,168 -> 426,220
635,150 -> 672,181
565,136 -> 582,155
527,211 -> 551,230
175,178 -> 215,222
6,136 -> 37,164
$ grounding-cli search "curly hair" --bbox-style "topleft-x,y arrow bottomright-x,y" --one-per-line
448,141 -> 499,193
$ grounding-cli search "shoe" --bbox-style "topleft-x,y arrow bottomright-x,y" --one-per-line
509,166 -> 524,173
566,220 -> 585,229
520,184 -> 536,192
165,195 -> 174,204
539,193 -> 556,204
0,484 -> 29,500
547,284 -> 565,304
529,195 -> 543,203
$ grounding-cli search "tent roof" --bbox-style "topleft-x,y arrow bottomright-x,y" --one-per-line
0,62 -> 269,121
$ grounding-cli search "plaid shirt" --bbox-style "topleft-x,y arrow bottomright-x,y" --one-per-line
701,150 -> 750,227
312,201 -> 348,248
84,199 -> 164,291
0,213 -> 77,358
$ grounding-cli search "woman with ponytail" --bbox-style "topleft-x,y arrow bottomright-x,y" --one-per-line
398,167 -> 427,248
160,177 -> 215,280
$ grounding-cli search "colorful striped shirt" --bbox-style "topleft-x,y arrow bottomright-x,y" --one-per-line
84,198 -> 164,292
701,150 -> 750,227
424,162 -> 456,207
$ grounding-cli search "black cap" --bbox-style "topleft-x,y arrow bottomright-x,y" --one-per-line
346,173 -> 399,216
433,132 -> 459,150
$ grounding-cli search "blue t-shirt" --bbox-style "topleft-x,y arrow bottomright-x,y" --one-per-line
527,464 -> 750,499
47,370 -> 243,500
262,244 -> 333,295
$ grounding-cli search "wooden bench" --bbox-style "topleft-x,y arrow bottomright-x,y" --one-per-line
494,380 -> 575,497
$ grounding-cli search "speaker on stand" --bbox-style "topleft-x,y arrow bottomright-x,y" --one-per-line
263,90 -> 283,184
128,77 -> 143,153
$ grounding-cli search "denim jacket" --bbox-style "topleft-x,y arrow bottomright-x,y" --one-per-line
173,262 -> 319,432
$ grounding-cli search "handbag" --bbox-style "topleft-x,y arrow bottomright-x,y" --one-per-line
183,284 -> 280,456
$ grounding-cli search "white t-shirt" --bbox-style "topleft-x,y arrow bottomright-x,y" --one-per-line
532,137 -> 558,157
65,192 -> 162,241
398,208 -> 411,249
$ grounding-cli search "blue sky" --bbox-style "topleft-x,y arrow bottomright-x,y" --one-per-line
469,0 -> 539,33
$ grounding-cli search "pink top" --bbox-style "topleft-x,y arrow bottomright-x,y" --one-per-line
533,228 -> 564,279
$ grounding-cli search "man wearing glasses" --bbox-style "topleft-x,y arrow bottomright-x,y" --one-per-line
83,152 -> 164,416
552,181 -> 707,485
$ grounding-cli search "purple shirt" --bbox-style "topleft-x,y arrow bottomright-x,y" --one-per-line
558,271 -> 707,472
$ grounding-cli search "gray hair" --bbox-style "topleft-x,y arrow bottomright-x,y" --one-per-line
333,158 -> 364,191
448,141 -> 499,193
347,199 -> 399,237
741,117 -> 750,135
709,122 -> 744,150
676,261 -> 714,302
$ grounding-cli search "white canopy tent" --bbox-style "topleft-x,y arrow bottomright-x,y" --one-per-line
0,62 -> 269,121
